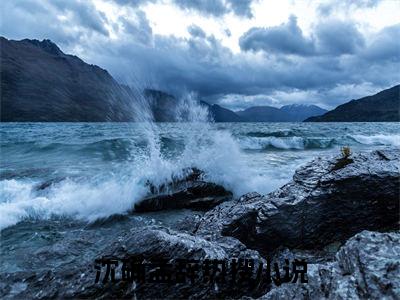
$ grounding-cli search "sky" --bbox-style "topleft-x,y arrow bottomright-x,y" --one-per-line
1,0 -> 399,110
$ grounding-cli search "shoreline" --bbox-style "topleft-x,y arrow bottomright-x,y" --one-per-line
1,148 -> 399,298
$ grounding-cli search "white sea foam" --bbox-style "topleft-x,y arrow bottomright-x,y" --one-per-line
238,136 -> 336,150
351,134 -> 400,147
0,93 -> 280,229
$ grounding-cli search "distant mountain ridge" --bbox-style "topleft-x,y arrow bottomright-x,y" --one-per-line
280,104 -> 327,122
236,104 -> 327,122
305,85 -> 400,122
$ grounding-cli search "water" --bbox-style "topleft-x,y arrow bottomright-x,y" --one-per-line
1,121 -> 399,230
1,120 -> 399,275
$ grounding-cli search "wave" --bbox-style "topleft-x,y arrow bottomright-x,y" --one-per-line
239,136 -> 336,150
0,95 -> 282,230
350,134 -> 400,147
0,177 -> 149,230
245,130 -> 303,138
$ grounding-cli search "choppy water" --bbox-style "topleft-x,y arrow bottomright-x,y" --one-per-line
1,116 -> 399,278
1,121 -> 399,231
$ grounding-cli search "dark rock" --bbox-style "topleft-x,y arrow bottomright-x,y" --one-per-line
134,168 -> 233,212
259,230 -> 400,299
135,181 -> 232,212
96,226 -> 268,299
1,226 -> 269,299
196,150 -> 400,253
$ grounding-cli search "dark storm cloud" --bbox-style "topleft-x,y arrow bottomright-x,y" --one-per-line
49,0 -> 109,36
0,0 -> 108,47
1,0 -> 77,45
239,15 -> 315,55
119,11 -> 153,46
240,16 -> 367,57
93,20 -> 398,109
362,24 -> 400,62
1,0 -> 399,110
315,20 -> 365,55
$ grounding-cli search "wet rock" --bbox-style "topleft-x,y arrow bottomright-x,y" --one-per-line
259,230 -> 400,299
197,150 -> 400,253
1,226 -> 268,299
135,168 -> 233,212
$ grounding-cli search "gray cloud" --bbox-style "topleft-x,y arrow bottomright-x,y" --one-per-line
119,11 -> 153,46
362,24 -> 400,62
49,0 -> 109,36
0,0 -> 109,48
317,0 -> 382,16
0,0 -> 399,110
108,0 -> 254,17
173,0 -> 254,17
174,0 -> 227,16
239,15 -> 315,55
227,0 -> 253,18
240,16 -> 367,57
188,24 -> 206,38
315,20 -> 365,55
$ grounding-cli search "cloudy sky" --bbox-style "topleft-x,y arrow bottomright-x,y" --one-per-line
1,0 -> 399,110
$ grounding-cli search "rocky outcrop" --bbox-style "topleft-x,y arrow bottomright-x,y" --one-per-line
260,230 -> 400,299
1,150 -> 399,299
134,168 -> 233,212
0,226 -> 268,299
196,150 -> 399,253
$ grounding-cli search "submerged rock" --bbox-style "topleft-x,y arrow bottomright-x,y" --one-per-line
260,230 -> 400,299
134,168 -> 233,212
196,150 -> 400,253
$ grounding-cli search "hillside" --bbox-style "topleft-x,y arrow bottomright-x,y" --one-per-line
1,37 -> 134,121
305,85 -> 400,122
0,37 -> 243,122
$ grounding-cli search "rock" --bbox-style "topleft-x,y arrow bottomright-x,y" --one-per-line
134,168 -> 233,212
1,226 -> 269,299
259,230 -> 400,299
95,226 -> 269,299
196,150 -> 399,253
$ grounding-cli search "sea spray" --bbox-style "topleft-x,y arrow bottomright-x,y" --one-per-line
2,105 -> 399,229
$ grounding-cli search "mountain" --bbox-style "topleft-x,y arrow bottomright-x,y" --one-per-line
200,101 -> 243,122
237,106 -> 288,122
0,37 -> 135,121
236,104 -> 326,122
0,37 -> 243,122
280,104 -> 327,122
0,37 -> 329,123
305,85 -> 400,122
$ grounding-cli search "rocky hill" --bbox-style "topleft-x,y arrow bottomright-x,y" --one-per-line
0,37 -> 136,121
305,85 -> 400,122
